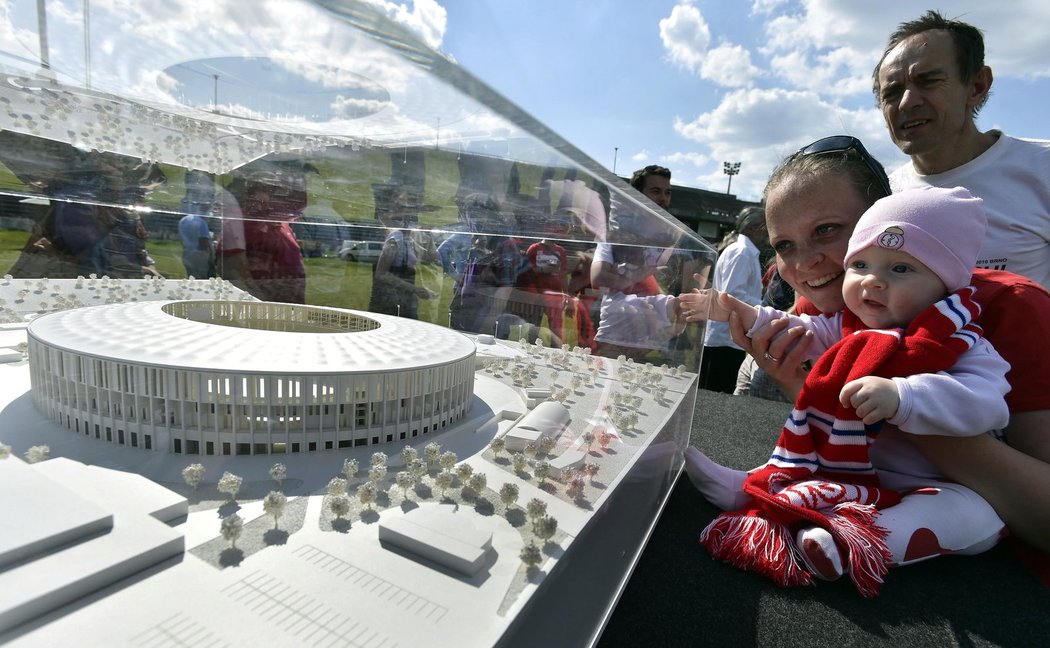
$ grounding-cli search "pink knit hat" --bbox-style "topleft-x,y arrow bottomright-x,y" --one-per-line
844,186 -> 986,292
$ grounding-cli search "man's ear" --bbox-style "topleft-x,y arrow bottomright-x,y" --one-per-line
968,65 -> 993,109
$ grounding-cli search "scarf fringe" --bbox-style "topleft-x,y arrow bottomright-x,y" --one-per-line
700,512 -> 813,588
826,503 -> 892,599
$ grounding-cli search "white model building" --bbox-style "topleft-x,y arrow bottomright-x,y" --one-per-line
26,300 -> 476,456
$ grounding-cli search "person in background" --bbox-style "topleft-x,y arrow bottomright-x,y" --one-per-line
178,170 -> 215,279
699,206 -> 766,393
873,10 -> 1049,288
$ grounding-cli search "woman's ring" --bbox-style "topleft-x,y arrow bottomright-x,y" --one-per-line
764,352 -> 781,363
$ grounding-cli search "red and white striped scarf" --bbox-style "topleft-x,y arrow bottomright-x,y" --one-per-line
701,287 -> 983,597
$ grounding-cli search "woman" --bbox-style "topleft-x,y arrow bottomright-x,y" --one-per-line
727,135 -> 1050,552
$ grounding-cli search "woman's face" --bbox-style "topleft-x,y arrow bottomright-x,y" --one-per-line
765,173 -> 869,314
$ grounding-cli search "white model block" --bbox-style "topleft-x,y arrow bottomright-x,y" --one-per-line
549,450 -> 588,480
378,505 -> 493,577
503,427 -> 543,453
33,458 -> 188,523
0,462 -> 184,633
505,401 -> 571,451
0,459 -> 113,569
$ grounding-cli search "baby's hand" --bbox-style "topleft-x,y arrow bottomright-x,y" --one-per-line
839,376 -> 899,424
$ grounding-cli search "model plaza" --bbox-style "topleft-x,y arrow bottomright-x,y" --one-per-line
27,300 -> 476,456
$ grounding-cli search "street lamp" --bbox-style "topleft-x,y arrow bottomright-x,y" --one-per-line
723,161 -> 741,195
613,147 -> 619,174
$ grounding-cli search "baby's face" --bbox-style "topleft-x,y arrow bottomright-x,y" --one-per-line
842,246 -> 947,329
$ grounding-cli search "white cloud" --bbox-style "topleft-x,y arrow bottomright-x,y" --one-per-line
366,0 -> 448,50
659,2 -> 711,73
630,150 -> 651,162
701,43 -> 759,88
662,151 -> 709,167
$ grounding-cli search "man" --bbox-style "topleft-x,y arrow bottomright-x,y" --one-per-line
873,10 -> 1050,289
872,10 -> 1050,551
630,164 -> 671,210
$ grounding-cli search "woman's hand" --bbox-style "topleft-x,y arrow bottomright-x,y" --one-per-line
730,312 -> 811,401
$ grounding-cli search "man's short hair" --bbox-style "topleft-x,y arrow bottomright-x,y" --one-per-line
629,165 -> 671,192
872,10 -> 989,116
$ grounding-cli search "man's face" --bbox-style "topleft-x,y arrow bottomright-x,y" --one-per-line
642,175 -> 671,209
876,30 -> 987,170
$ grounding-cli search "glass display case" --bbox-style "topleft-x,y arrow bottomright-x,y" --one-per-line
0,1 -> 716,646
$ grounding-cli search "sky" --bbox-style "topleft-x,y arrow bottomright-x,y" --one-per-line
375,0 -> 1050,201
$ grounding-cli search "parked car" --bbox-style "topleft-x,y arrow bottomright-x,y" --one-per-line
338,240 -> 385,264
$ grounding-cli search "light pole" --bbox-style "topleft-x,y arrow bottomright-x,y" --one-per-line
613,147 -> 619,174
723,161 -> 741,195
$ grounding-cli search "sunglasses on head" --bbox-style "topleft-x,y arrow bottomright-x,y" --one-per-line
790,135 -> 892,197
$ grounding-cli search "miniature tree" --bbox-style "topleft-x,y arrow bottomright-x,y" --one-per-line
0,442 -> 10,460
395,471 -> 415,499
220,513 -> 243,549
24,445 -> 50,464
370,451 -> 388,469
357,481 -> 378,510
409,458 -> 428,480
511,452 -> 529,475
499,482 -> 520,510
342,458 -> 359,480
533,460 -> 551,484
328,494 -> 351,521
537,435 -> 556,457
269,463 -> 287,489
263,491 -> 287,529
582,431 -> 596,452
584,462 -> 600,483
400,445 -> 418,466
489,437 -> 506,459
598,430 -> 613,451
217,471 -> 243,502
526,498 -> 547,527
439,450 -> 458,473
567,474 -> 586,500
535,515 -> 558,544
455,463 -> 474,483
327,477 -> 348,497
520,542 -> 543,570
424,441 -> 441,467
434,470 -> 454,497
524,441 -> 538,460
181,463 -> 205,490
465,472 -> 486,495
368,463 -> 388,482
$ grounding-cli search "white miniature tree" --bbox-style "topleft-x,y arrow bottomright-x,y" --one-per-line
582,431 -> 596,452
368,463 -> 387,482
342,457 -> 359,480
220,513 -> 243,549
327,477 -> 348,497
526,498 -> 547,527
524,441 -> 538,460
263,491 -> 287,529
466,471 -> 486,494
434,470 -> 454,497
537,435 -> 556,457
329,494 -> 351,522
0,442 -> 11,460
424,441 -> 441,468
520,542 -> 543,570
24,445 -> 50,463
511,452 -> 529,474
533,460 -> 551,484
435,450 -> 454,473
269,463 -> 287,489
584,462 -> 600,483
499,482 -> 520,510
370,451 -> 388,468
400,445 -> 418,466
489,437 -> 506,459
535,515 -> 558,543
357,481 -> 378,510
409,458 -> 428,480
217,471 -> 243,502
598,430 -> 613,451
181,463 -> 205,490
455,463 -> 474,483
395,471 -> 415,499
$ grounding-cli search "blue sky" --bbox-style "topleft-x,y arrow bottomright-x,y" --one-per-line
382,0 -> 1050,201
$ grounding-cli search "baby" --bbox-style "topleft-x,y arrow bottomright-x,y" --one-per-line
678,186 -> 1010,597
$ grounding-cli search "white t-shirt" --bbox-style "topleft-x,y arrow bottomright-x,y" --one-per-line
703,234 -> 763,349
890,132 -> 1050,289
